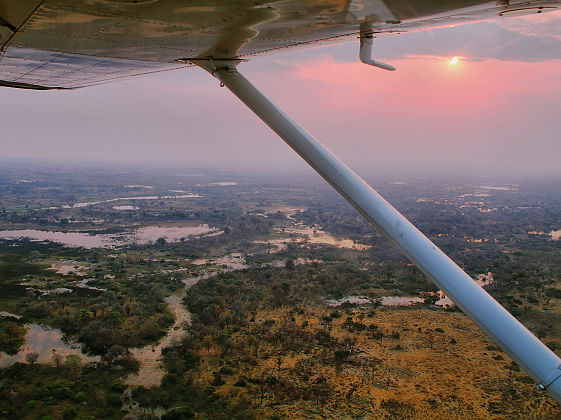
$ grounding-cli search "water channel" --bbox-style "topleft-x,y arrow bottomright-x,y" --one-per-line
0,224 -> 219,249
0,323 -> 98,367
126,274 -> 212,387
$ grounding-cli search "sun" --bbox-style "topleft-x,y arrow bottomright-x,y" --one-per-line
449,56 -> 459,66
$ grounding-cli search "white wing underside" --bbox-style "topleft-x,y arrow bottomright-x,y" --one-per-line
0,0 -> 558,89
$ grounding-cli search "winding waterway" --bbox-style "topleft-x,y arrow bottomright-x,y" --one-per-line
126,274 -> 212,387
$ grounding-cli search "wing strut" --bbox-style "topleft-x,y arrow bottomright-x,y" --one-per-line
191,59 -> 561,403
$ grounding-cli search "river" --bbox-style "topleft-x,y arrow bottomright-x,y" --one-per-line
125,274 -> 211,387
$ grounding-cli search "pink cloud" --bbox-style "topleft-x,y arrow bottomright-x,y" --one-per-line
238,53 -> 561,173
291,56 -> 561,112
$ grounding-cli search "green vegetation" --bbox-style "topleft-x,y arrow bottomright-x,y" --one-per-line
0,320 -> 25,355
0,358 -> 137,419
1,166 -> 561,418
166,265 -> 561,418
0,242 -> 176,356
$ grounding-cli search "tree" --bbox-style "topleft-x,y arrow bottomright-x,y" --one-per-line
25,352 -> 39,365
344,316 -> 354,331
64,354 -> 83,376
248,335 -> 260,357
0,321 -> 25,354
368,324 -> 378,338
285,258 -> 295,270
62,409 -> 77,420
155,237 -> 167,247
312,375 -> 332,404
52,351 -> 63,368
103,345 -> 127,365
78,308 -> 93,322
373,330 -> 384,344
334,349 -> 350,373
422,292 -> 440,306
108,310 -> 123,326
202,334 -> 213,353
320,316 -> 333,330
341,336 -> 357,354
367,289 -> 383,308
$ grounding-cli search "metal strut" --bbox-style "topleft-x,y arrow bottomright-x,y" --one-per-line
191,59 -> 561,404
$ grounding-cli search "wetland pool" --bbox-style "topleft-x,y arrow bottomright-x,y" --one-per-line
0,224 -> 220,249
0,323 -> 98,367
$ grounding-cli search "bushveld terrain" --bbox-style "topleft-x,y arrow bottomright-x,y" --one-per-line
1,165 -> 561,419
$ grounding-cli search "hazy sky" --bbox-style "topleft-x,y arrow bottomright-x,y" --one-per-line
2,9 -> 561,176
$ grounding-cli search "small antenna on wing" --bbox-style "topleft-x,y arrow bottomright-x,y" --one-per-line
359,22 -> 396,71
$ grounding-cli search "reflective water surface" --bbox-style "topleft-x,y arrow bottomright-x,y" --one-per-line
0,224 -> 219,248
0,323 -> 98,367
255,223 -> 371,252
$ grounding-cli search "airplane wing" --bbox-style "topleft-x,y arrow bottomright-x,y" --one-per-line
0,0 -> 559,89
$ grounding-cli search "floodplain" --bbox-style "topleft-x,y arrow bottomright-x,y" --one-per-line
1,164 -> 561,418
